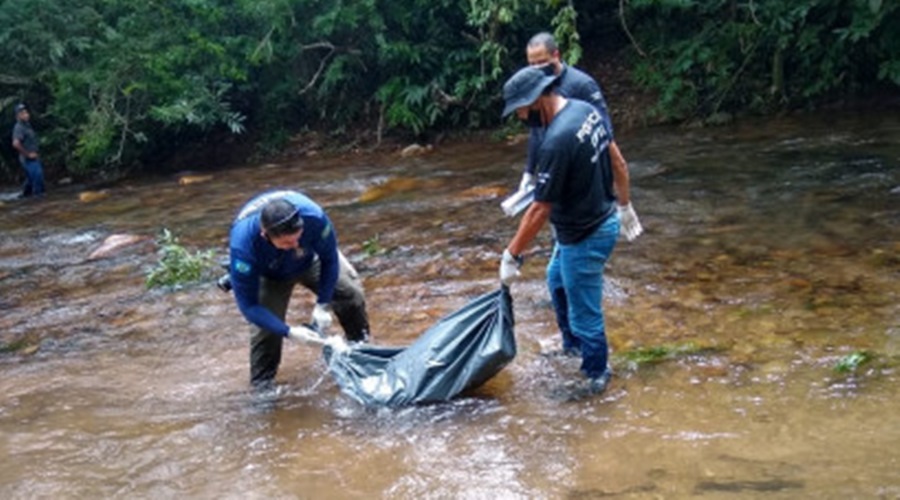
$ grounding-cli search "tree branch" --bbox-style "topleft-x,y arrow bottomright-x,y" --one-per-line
0,74 -> 32,86
298,42 -> 336,96
619,0 -> 647,58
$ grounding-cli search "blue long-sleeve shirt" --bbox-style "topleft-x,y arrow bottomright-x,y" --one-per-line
526,64 -> 612,175
228,190 -> 339,336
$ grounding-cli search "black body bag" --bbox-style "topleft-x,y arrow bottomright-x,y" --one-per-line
324,287 -> 515,406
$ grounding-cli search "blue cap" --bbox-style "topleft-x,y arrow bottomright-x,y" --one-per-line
14,103 -> 27,113
501,65 -> 559,117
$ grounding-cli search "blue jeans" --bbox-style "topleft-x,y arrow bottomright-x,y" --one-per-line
546,213 -> 620,379
20,158 -> 45,197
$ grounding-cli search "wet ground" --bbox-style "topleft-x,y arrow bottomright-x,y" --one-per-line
1,110 -> 898,498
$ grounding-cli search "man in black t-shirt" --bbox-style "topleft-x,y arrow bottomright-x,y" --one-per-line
498,66 -> 644,398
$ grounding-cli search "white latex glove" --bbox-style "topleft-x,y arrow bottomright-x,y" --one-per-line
322,335 -> 350,355
618,202 -> 644,241
499,249 -> 522,286
288,325 -> 322,344
311,303 -> 333,331
518,172 -> 534,192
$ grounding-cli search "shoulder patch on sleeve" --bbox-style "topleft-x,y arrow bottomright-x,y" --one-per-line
234,259 -> 252,274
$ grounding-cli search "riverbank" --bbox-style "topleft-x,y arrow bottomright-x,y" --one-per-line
2,46 -> 897,193
1,108 -> 898,498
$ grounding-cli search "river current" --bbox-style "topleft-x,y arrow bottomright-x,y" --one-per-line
1,110 -> 898,498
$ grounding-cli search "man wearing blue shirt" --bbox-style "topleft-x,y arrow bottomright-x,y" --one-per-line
228,190 -> 370,387
498,66 -> 643,398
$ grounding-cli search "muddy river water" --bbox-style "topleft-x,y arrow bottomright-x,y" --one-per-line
1,110 -> 898,498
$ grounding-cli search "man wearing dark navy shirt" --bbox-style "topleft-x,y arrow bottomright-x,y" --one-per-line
511,34 -> 642,364
519,32 -> 612,192
498,66 -> 643,398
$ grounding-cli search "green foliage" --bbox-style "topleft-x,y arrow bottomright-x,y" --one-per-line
620,345 -> 673,364
626,0 -> 900,120
146,229 -> 217,289
834,351 -> 872,374
0,0 -> 570,180
361,234 -> 383,257
1,0 -> 896,182
0,338 -> 31,354
151,81 -> 246,134
550,2 -> 582,65
615,342 -> 715,367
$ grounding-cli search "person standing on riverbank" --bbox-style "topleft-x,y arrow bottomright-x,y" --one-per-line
498,66 -> 643,398
227,190 -> 370,388
11,103 -> 45,198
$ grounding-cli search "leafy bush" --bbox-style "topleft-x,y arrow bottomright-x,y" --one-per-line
834,351 -> 872,373
362,234 -> 384,257
145,229 -> 217,289
626,0 -> 900,120
2,0 -> 895,181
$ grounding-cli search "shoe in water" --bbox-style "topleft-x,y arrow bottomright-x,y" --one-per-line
539,347 -> 581,359
552,371 -> 611,402
588,371 -> 611,394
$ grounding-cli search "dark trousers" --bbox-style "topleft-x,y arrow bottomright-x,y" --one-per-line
249,252 -> 369,386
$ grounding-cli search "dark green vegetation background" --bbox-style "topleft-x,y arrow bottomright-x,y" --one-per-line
1,0 -> 897,181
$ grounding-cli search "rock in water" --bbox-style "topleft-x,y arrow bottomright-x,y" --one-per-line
178,174 -> 214,185
88,234 -> 151,260
79,190 -> 110,203
399,143 -> 433,158
358,177 -> 425,203
457,185 -> 508,200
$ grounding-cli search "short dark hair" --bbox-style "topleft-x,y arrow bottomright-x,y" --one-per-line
527,32 -> 558,54
261,199 -> 303,236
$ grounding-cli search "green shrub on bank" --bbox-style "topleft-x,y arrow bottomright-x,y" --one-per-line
627,0 -> 899,120
145,229 -> 217,289
1,0 -> 896,179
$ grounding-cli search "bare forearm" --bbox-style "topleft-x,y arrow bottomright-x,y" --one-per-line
507,201 -> 551,256
12,139 -> 36,159
12,139 -> 26,156
609,141 -> 630,205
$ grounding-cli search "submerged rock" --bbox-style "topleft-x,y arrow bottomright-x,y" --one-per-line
88,234 -> 152,260
399,143 -> 433,158
456,185 -> 509,200
358,177 -> 429,203
79,190 -> 110,203
178,174 -> 214,185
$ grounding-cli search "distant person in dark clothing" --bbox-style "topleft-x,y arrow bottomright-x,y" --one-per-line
227,189 -> 370,388
518,32 -> 612,193
11,103 -> 45,198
